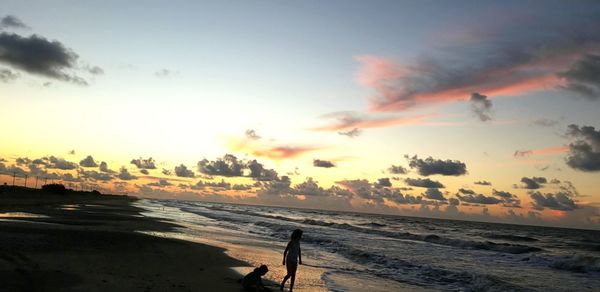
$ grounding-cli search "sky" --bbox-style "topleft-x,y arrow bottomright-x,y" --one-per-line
1,0 -> 600,229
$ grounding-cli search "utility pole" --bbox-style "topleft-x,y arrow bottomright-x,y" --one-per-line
24,175 -> 28,188
12,171 -> 15,186
35,176 -> 39,189
44,177 -> 48,186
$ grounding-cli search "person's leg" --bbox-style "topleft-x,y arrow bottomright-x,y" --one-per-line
289,263 -> 298,292
280,274 -> 290,291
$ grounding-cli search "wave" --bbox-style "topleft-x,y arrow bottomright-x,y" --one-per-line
185,204 -> 542,255
550,255 -> 600,273
481,233 -> 538,242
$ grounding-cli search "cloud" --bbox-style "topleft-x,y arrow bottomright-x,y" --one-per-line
423,188 -> 446,201
514,146 -> 568,158
140,169 -> 149,175
313,159 -> 335,168
130,157 -> 157,169
376,178 -> 392,187
162,168 -> 172,176
46,156 -> 77,170
247,159 -> 279,181
147,179 -> 172,187
470,92 -> 493,121
474,180 -> 492,186
313,111 -> 430,131
404,177 -> 444,188
117,167 -> 137,180
520,176 -> 547,189
407,155 -> 467,176
532,118 -> 563,127
338,128 -> 361,138
154,69 -> 175,78
198,154 -> 244,177
79,155 -> 98,168
87,66 -> 104,75
0,33 -> 89,85
99,161 -> 115,173
80,170 -> 113,181
354,7 -> 600,112
458,188 -> 475,195
252,145 -> 321,160
565,124 -> 600,172
0,68 -> 19,82
492,189 -> 521,208
293,178 -> 329,197
193,179 -> 231,191
388,165 -> 408,174
457,193 -> 501,205
175,164 -> 195,178
530,191 -> 578,211
245,129 -> 261,140
558,54 -> 600,99
0,15 -> 29,29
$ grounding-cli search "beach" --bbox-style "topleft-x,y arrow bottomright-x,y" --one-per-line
0,186 -> 247,291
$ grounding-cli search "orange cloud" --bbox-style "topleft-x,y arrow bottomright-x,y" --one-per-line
227,137 -> 323,160
312,111 -> 432,131
514,145 -> 568,158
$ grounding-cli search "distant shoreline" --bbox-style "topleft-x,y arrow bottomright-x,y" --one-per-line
0,186 -> 248,291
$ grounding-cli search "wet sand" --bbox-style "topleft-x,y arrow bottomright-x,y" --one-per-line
0,186 -> 247,291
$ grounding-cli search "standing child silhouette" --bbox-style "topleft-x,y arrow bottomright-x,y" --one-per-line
280,229 -> 302,291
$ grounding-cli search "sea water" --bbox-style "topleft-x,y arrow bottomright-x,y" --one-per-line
137,199 -> 600,292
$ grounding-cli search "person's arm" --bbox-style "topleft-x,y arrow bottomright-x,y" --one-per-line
298,245 -> 302,265
283,241 -> 290,265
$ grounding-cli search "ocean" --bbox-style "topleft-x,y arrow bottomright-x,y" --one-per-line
137,199 -> 600,292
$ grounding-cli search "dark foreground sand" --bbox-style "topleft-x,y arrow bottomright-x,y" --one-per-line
0,186 -> 248,291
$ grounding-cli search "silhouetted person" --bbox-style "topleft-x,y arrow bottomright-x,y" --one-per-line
242,265 -> 269,291
280,229 -> 302,292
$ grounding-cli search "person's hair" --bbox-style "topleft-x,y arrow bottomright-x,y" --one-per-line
255,265 -> 269,275
291,229 -> 303,240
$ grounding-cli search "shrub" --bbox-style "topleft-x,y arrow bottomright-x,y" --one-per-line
41,183 -> 67,194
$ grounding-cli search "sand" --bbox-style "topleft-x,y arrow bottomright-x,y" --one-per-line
0,186 -> 248,291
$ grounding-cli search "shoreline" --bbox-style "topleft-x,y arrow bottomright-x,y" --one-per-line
0,186 -> 249,291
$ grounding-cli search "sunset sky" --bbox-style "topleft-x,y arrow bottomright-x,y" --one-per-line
1,0 -> 599,229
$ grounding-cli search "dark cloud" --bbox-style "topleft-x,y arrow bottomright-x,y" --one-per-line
147,179 -> 172,187
198,154 -> 244,177
175,164 -> 195,178
294,178 -> 329,197
193,179 -> 231,191
130,157 -> 157,169
117,167 -> 137,180
407,155 -> 467,176
404,177 -> 444,189
245,129 -> 261,140
520,177 -> 547,189
457,193 -> 501,205
87,66 -> 104,75
388,165 -> 408,174
470,92 -> 493,122
0,33 -> 89,85
492,189 -> 521,208
140,169 -> 149,175
530,191 -> 578,211
355,7 -> 600,112
559,54 -> 600,99
376,178 -> 392,187
474,180 -> 492,186
232,184 -> 253,191
81,170 -> 113,181
565,124 -> 600,172
247,160 -> 278,181
46,156 -> 77,170
79,155 -> 98,168
449,198 -> 460,206
15,157 -> 30,165
458,188 -> 475,195
68,150 -> 76,155
0,68 -> 19,82
513,150 -> 532,158
423,188 -> 446,201
338,128 -> 361,138
313,159 -> 335,168
0,15 -> 29,29
162,168 -> 172,176
99,161 -> 114,173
